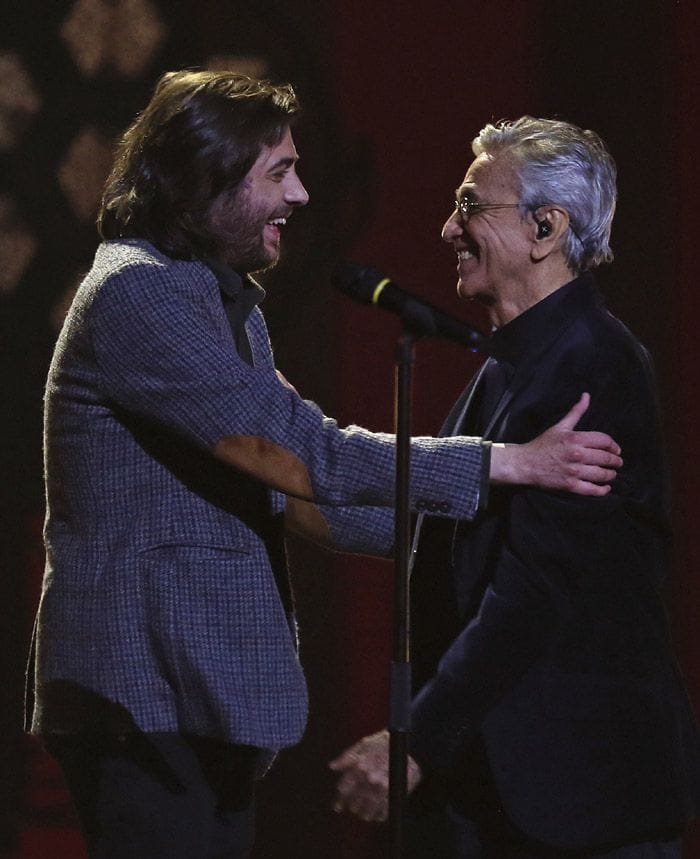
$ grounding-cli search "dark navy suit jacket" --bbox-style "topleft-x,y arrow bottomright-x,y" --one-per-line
409,274 -> 700,850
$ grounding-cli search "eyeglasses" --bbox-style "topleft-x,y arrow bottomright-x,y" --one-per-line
455,194 -> 585,246
454,195 -> 522,223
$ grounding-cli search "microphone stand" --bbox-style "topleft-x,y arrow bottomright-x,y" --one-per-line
388,326 -> 418,858
334,266 -> 486,854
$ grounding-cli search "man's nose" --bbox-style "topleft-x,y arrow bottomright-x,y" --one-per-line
441,209 -> 462,242
285,173 -> 309,207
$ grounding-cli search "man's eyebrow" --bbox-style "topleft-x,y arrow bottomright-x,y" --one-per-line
268,156 -> 297,172
455,184 -> 478,200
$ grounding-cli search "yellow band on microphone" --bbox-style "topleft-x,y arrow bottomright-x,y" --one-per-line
372,278 -> 391,305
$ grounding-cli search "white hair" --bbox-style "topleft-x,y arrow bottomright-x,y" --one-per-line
473,116 -> 617,273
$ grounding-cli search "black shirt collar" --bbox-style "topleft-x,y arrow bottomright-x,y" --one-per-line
488,271 -> 600,367
206,258 -> 266,322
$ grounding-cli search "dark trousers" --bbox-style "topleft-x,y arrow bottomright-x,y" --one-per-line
45,732 -> 260,859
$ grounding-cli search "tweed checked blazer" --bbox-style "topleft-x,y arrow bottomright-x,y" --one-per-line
29,239 -> 487,751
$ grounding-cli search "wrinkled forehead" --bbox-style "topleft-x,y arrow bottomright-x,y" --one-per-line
460,152 -> 520,200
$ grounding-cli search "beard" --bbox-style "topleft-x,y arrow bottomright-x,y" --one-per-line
207,189 -> 279,274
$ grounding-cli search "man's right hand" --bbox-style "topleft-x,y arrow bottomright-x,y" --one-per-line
490,392 -> 622,495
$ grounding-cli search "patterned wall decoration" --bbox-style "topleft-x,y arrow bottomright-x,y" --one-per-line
0,51 -> 42,151
1,4 -> 169,846
56,126 -> 116,223
0,194 -> 37,296
0,53 -> 41,296
60,0 -> 167,79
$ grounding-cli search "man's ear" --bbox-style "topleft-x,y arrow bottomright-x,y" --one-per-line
531,206 -> 570,260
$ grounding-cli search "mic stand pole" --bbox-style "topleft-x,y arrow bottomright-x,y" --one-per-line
388,326 -> 418,859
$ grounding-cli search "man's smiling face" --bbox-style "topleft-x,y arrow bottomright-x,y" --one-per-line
442,153 -> 536,324
209,126 -> 309,273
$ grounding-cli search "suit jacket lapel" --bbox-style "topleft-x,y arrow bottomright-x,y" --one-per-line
410,360 -> 490,575
482,384 -> 515,438
442,360 -> 491,437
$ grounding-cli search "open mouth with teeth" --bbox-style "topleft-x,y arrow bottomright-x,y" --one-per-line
458,237 -> 480,263
264,217 -> 287,245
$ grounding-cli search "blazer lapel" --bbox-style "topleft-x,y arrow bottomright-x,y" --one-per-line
481,381 -> 515,438
410,360 -> 490,576
442,360 -> 490,437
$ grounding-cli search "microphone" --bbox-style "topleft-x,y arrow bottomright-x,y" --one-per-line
333,262 -> 486,350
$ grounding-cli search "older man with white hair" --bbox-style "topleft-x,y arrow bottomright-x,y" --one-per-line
331,117 -> 700,858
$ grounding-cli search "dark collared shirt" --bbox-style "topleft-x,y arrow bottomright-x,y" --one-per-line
470,274 -> 596,434
207,259 -> 266,366
487,272 -> 596,371
206,260 -> 296,627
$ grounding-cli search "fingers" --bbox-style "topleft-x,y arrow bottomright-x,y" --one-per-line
563,436 -> 623,468
555,391 -> 590,431
329,744 -> 422,823
555,395 -> 623,458
579,464 -> 618,485
564,476 -> 613,496
570,430 -> 621,459
328,731 -> 385,771
556,460 -> 622,494
328,749 -> 358,771
329,732 -> 391,823
556,395 -> 622,457
333,769 -> 388,821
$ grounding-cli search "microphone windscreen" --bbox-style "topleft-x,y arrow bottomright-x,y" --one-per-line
332,263 -> 385,304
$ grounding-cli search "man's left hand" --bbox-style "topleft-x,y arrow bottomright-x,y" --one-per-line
328,729 -> 423,822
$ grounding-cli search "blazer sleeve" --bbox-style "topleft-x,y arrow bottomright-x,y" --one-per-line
87,259 -> 486,519
320,504 -> 395,557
